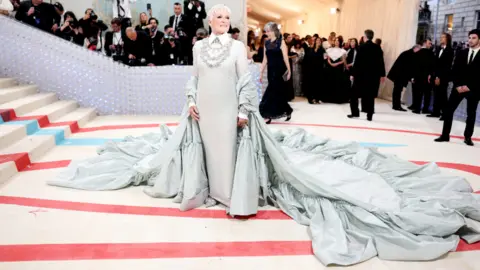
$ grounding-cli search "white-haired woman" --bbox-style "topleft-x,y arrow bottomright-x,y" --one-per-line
259,22 -> 293,124
48,4 -> 480,267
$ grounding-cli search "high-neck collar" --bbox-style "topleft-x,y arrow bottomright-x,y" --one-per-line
209,32 -> 230,45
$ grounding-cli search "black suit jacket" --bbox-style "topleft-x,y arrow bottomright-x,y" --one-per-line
123,31 -> 153,63
387,48 -> 415,87
412,48 -> 435,83
352,40 -> 386,97
452,48 -> 480,97
183,0 -> 206,30
169,14 -> 192,36
15,1 -> 58,32
433,46 -> 454,81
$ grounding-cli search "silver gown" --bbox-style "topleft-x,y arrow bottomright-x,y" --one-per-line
48,33 -> 480,266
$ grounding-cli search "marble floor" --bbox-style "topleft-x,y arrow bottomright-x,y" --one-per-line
0,98 -> 479,270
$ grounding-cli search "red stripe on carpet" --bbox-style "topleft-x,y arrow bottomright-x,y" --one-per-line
0,108 -> 16,122
12,115 -> 50,127
46,121 -> 80,133
0,153 -> 31,171
0,196 -> 290,220
271,122 -> 480,142
0,241 -> 312,262
411,161 -> 480,176
22,160 -> 71,171
77,123 -> 178,133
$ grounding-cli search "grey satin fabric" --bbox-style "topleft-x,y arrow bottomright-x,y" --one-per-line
48,72 -> 480,266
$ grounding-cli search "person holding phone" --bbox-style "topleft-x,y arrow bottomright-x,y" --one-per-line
184,0 -> 206,33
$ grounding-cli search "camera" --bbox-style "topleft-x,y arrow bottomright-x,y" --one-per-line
90,10 -> 98,21
114,44 -> 123,55
67,19 -> 77,28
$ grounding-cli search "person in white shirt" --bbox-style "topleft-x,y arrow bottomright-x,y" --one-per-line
0,0 -> 13,15
112,0 -> 136,19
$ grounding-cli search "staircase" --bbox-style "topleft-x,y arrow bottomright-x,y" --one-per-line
0,77 -> 97,184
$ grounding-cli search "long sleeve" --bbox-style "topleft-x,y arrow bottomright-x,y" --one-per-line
235,42 -> 259,119
0,0 -> 14,11
186,42 -> 200,108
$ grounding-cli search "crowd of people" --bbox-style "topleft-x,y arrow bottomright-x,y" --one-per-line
0,0 -> 478,145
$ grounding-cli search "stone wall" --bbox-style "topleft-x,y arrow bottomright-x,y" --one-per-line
429,0 -> 480,42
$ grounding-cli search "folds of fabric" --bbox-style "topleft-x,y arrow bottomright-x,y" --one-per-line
48,72 -> 480,266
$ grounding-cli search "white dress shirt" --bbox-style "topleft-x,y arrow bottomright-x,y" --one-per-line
112,0 -> 136,19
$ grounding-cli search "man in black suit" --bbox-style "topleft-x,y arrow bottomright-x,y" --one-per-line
124,27 -> 154,66
410,38 -> 435,114
348,29 -> 386,121
183,0 -> 206,33
427,33 -> 454,118
435,29 -> 480,146
169,2 -> 191,36
387,44 -> 421,111
15,0 -> 59,33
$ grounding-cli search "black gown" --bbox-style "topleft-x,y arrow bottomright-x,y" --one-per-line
304,47 -> 325,102
259,38 -> 293,119
322,48 -> 350,103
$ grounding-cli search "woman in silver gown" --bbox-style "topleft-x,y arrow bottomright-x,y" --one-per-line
48,4 -> 480,267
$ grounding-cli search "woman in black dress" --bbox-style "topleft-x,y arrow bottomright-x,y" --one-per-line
259,22 -> 293,124
304,37 -> 326,104
323,37 -> 350,104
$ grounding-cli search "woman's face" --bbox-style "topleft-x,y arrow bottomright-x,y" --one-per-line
66,14 -> 73,21
315,38 -> 322,47
350,39 -> 356,48
335,38 -> 340,47
265,28 -> 276,39
209,9 -> 230,35
140,13 -> 148,23
286,35 -> 293,43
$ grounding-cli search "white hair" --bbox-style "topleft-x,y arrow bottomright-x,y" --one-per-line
207,4 -> 231,21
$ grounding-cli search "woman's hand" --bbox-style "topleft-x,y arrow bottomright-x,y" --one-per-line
189,106 -> 200,121
286,70 -> 291,81
237,117 -> 248,128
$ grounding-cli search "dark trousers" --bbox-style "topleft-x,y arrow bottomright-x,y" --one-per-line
392,82 -> 405,109
412,80 -> 431,112
350,83 -> 376,116
441,90 -> 479,139
431,80 -> 449,115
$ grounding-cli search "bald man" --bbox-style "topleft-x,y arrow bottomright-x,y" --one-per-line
123,27 -> 154,66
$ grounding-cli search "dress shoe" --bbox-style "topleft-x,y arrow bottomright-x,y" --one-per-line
464,138 -> 474,146
421,110 -> 432,114
434,136 -> 450,142
427,114 -> 440,118
285,114 -> 292,121
347,114 -> 359,119
367,114 -> 373,121
393,107 -> 407,112
412,110 -> 421,114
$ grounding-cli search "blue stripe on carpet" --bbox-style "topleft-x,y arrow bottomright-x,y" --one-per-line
58,138 -> 123,146
358,142 -> 407,148
3,120 -> 39,135
33,129 -> 65,144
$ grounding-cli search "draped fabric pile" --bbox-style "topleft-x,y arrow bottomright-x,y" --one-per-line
49,71 -> 480,266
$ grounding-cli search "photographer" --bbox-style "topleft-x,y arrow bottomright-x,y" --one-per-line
78,8 -> 107,39
15,0 -> 58,33
56,11 -> 83,45
124,27 -> 154,66
144,17 -> 164,66
105,17 -> 125,62
161,25 -> 182,65
183,0 -> 206,34
192,27 -> 207,45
